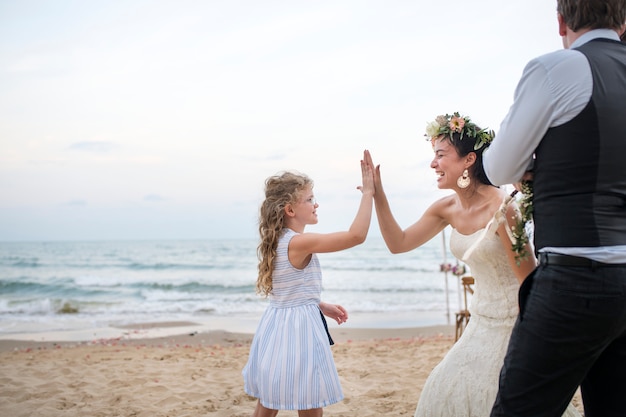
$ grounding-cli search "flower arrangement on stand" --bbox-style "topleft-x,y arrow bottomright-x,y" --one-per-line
440,261 -> 469,313
440,262 -> 467,277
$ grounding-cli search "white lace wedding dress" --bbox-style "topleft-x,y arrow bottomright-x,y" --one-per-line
414,208 -> 581,417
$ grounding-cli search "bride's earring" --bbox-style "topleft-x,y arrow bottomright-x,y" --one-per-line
457,169 -> 470,188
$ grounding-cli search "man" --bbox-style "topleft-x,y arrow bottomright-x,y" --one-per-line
482,1 -> 626,416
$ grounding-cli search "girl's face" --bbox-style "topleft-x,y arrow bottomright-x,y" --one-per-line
430,138 -> 465,190
293,186 -> 319,226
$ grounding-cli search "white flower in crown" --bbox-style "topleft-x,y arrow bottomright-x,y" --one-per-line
425,121 -> 441,138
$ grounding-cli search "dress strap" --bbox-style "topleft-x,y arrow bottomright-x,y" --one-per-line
461,192 -> 517,262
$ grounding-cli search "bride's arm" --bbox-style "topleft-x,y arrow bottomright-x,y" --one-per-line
365,150 -> 448,254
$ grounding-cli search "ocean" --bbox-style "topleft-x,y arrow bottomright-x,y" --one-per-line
0,234 -> 468,340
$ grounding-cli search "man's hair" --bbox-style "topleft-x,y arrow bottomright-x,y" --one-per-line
557,0 -> 626,32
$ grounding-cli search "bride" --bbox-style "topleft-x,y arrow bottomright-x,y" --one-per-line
364,113 -> 581,417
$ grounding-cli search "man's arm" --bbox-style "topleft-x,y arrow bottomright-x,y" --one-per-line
483,59 -> 556,185
483,50 -> 591,186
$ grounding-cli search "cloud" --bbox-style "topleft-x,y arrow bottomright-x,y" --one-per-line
65,199 -> 87,206
68,141 -> 117,153
144,194 -> 166,202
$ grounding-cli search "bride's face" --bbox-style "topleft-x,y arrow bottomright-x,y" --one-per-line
430,138 -> 464,189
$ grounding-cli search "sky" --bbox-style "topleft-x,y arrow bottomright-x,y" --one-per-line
0,0 -> 564,242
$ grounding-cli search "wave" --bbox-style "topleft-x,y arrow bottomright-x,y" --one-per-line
323,265 -> 434,273
1,260 -> 238,271
327,286 -> 445,294
0,279 -> 256,295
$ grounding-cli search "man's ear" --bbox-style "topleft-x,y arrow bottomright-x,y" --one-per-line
557,12 -> 567,37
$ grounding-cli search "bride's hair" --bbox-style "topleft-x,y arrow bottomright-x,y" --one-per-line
448,130 -> 492,187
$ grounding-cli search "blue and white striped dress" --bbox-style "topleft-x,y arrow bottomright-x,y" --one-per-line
242,228 -> 344,410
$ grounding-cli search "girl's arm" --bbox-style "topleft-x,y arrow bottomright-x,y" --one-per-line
289,152 -> 375,257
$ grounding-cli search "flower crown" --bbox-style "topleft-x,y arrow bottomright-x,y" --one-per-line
424,112 -> 495,150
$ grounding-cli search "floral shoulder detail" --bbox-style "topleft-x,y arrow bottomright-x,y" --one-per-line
510,181 -> 533,264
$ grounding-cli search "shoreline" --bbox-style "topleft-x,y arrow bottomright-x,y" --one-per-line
0,310 -> 454,346
0,322 -> 456,353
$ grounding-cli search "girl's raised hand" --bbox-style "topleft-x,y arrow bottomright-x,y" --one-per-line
358,150 -> 375,196
363,149 -> 383,193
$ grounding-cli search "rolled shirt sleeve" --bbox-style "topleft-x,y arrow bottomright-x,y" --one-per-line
483,49 -> 593,186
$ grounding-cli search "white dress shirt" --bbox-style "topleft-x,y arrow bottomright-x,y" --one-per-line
483,29 -> 626,262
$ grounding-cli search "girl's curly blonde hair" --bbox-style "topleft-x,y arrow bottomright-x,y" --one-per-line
256,171 -> 313,296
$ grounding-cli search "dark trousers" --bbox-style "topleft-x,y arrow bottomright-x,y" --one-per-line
490,263 -> 626,417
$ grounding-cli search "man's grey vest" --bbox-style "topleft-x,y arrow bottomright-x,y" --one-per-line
533,38 -> 626,250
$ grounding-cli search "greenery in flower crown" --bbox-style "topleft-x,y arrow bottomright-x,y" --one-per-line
424,112 -> 495,150
510,180 -> 534,264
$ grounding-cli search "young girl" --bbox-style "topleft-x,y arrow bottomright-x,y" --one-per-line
242,152 -> 374,417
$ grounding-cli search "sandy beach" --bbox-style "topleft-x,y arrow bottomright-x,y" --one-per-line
0,322 -> 584,417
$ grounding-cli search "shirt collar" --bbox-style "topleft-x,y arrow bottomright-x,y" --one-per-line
570,28 -> 621,49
